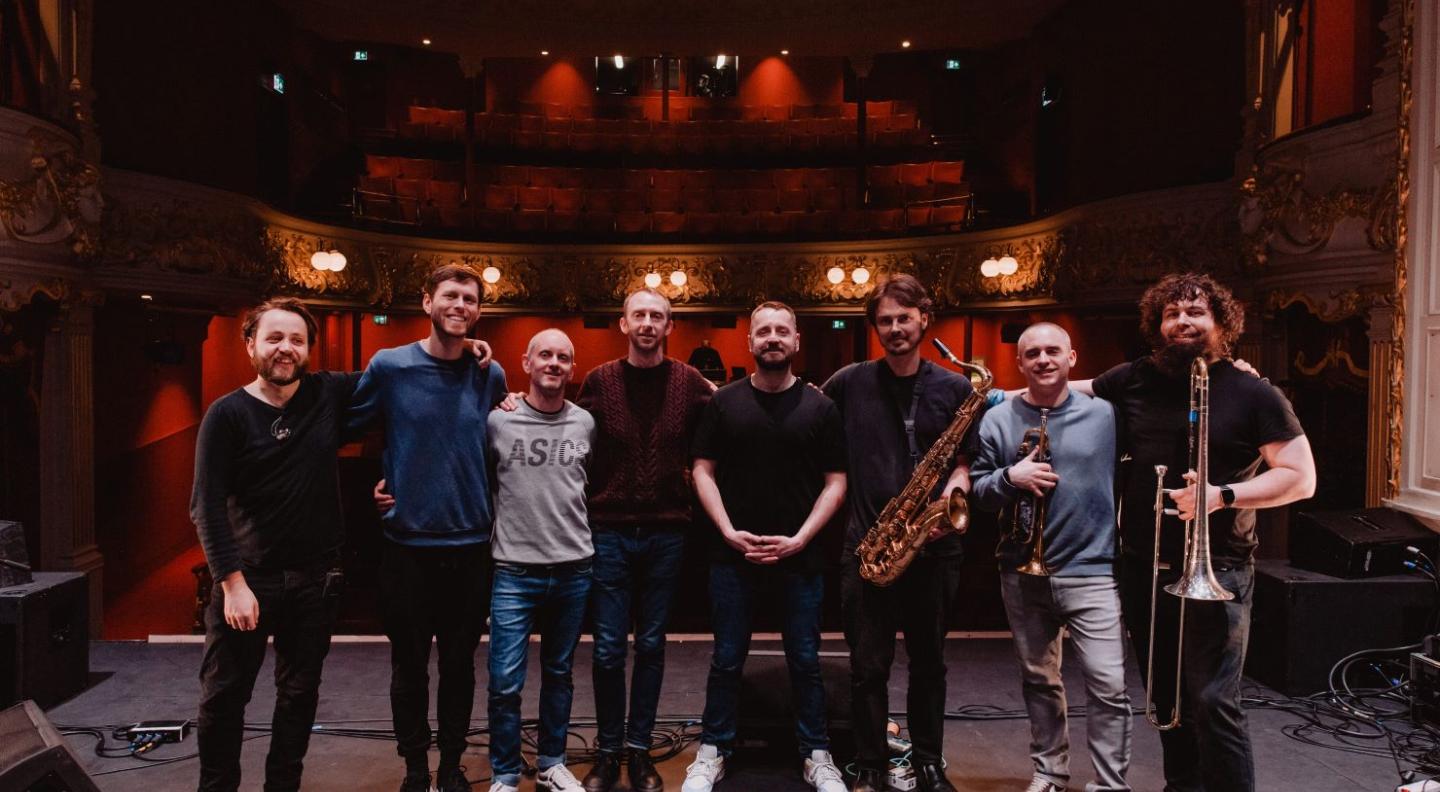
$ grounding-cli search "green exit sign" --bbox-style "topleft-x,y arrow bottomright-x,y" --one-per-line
945,59 -> 962,71
354,50 -> 369,62
372,314 -> 389,325
831,319 -> 848,330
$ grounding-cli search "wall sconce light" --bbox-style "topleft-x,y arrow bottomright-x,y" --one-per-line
482,265 -> 501,284
716,54 -> 728,69
997,255 -> 1018,275
614,54 -> 625,69
644,272 -> 662,288
669,270 -> 688,287
851,266 -> 871,285
980,258 -> 1001,278
311,250 -> 347,271
826,266 -> 846,284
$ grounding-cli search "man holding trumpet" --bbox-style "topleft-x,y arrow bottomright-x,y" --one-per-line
1089,273 -> 1315,792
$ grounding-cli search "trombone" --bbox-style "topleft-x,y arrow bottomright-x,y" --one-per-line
1144,357 -> 1234,730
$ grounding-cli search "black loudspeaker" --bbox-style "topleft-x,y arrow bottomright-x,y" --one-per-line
0,700 -> 101,791
1246,559 -> 1435,695
737,651 -> 852,755
1000,322 -> 1026,344
0,573 -> 89,708
1289,507 -> 1438,578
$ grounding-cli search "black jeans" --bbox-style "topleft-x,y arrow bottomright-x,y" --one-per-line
381,541 -> 491,766
841,552 -> 963,770
1120,554 -> 1255,792
197,559 -> 339,792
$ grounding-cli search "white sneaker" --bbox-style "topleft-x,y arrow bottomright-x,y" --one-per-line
803,750 -> 846,792
536,763 -> 585,792
1023,778 -> 1065,792
486,784 -> 518,792
681,744 -> 725,792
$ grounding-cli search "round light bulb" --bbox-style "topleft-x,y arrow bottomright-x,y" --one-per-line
644,272 -> 662,289
669,270 -> 688,287
328,251 -> 347,272
482,266 -> 501,284
826,266 -> 845,284
311,251 -> 331,271
998,255 -> 1018,275
980,258 -> 1001,278
851,267 -> 871,285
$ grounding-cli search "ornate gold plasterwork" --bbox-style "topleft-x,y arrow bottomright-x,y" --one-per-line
0,128 -> 102,258
1265,285 -> 1392,323
1294,340 -> 1368,378
103,199 -> 270,279
1053,201 -> 1243,293
0,276 -> 69,312
1239,162 -> 1397,266
1388,0 -> 1413,500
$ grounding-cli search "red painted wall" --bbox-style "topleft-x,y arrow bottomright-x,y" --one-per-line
737,57 -> 844,107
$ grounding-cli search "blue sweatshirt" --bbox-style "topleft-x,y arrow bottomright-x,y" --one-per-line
348,342 -> 508,546
970,390 -> 1118,576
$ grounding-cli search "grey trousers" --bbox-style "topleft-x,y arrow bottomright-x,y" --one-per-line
1000,572 -> 1133,792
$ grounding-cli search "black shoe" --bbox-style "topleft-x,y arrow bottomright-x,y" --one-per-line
915,762 -> 957,792
627,747 -> 664,792
436,766 -> 472,792
399,770 -> 432,792
583,751 -> 622,792
852,766 -> 886,792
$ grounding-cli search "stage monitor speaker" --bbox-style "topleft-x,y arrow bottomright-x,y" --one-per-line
1246,559 -> 1434,696
0,573 -> 89,709
1289,507 -> 1437,578
737,651 -> 852,755
0,700 -> 100,792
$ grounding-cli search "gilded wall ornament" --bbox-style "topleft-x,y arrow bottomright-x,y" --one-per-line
0,128 -> 102,258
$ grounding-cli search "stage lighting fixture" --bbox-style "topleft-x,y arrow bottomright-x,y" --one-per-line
669,270 -> 688,287
998,255 -> 1018,275
614,55 -> 625,69
980,258 -> 1001,278
644,272 -> 662,288
851,267 -> 871,285
482,266 -> 502,284
826,267 -> 845,284
716,55 -> 728,69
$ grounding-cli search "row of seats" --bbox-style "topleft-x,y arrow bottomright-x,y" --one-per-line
355,200 -> 968,237
402,118 -> 926,153
363,157 -> 964,190
439,99 -> 918,123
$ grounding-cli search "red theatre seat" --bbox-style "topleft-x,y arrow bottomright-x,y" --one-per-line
549,210 -> 583,232
649,189 -> 682,213
905,206 -> 933,228
777,189 -> 810,213
551,188 -> 584,213
931,160 -> 966,184
837,209 -> 872,234
513,209 -> 549,232
899,163 -> 932,187
616,211 -> 651,234
428,181 -> 463,205
930,203 -> 968,228
754,211 -> 794,236
651,212 -> 685,234
870,209 -> 905,232
683,212 -> 722,236
484,185 -> 517,211
518,187 -> 551,211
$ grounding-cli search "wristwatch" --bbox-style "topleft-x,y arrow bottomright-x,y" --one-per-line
1219,484 -> 1236,508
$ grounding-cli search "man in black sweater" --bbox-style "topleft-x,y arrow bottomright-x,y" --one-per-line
189,298 -> 356,792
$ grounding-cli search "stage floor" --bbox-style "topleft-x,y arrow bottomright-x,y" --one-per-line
49,637 -> 1392,791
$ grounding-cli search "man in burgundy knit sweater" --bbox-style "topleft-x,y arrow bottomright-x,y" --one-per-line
581,288 -> 715,792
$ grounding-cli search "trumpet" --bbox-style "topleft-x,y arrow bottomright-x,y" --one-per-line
1144,357 -> 1234,730
1010,408 -> 1052,576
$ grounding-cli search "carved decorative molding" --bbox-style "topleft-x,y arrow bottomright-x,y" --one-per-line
103,198 -> 270,279
0,128 -> 102,257
0,276 -> 69,312
1389,0 -> 1413,500
1265,284 -> 1392,323
1239,163 -> 1397,265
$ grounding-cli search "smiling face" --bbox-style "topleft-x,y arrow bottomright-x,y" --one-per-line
619,291 -> 673,355
422,277 -> 482,339
1159,297 -> 1219,359
522,329 -> 575,398
871,296 -> 930,358
1015,323 -> 1075,391
246,309 -> 310,386
749,306 -> 799,372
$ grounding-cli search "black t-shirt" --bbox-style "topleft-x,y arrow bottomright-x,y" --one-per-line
190,371 -> 360,579
822,359 -> 982,559
690,377 -> 846,571
1092,357 -> 1304,566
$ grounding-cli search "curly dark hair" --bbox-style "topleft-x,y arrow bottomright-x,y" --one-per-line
1138,272 -> 1245,355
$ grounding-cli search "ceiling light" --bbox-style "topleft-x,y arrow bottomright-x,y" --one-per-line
139,293 -> 154,301
716,54 -> 727,69
780,49 -> 790,56
851,267 -> 871,285
997,255 -> 1019,276
311,250 -> 347,272
540,50 -> 549,56
614,54 -> 625,69
901,40 -> 912,49
826,266 -> 845,285
980,258 -> 1001,278
669,270 -> 688,287
421,38 -> 432,46
644,272 -> 662,289
482,266 -> 501,284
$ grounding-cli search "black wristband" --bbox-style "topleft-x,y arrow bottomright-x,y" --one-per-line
1219,484 -> 1236,508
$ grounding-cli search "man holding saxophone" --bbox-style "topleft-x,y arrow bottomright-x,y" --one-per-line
1090,273 -> 1314,792
971,323 -> 1132,792
822,275 -> 979,792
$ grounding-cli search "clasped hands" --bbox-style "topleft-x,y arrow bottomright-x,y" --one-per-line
723,529 -> 805,565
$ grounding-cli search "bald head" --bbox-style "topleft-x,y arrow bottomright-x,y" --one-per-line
1016,322 -> 1071,355
1015,322 -> 1076,394
526,328 -> 574,357
523,328 -> 576,399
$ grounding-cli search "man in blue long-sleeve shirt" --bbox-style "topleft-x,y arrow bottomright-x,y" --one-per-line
970,323 -> 1132,792
349,263 -> 508,792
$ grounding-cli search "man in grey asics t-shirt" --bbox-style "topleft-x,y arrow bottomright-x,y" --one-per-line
485,328 -> 596,792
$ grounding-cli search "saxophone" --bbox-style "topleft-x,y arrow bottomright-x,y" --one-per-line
856,338 -> 993,586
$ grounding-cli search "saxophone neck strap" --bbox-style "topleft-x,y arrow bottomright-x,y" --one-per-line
902,363 -> 927,469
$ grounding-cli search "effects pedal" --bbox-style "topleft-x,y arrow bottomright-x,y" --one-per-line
1411,654 -> 1440,730
887,765 -> 917,791
118,719 -> 191,744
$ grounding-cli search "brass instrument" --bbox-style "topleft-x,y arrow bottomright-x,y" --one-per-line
857,338 -> 993,586
1011,408 -> 1052,576
1143,357 -> 1234,730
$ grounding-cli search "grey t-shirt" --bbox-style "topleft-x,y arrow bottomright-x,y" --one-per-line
487,399 -> 596,565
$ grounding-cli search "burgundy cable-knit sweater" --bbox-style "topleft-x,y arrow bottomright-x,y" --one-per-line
576,358 -> 714,527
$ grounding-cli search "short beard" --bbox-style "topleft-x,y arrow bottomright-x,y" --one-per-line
1153,339 -> 1212,377
754,351 -> 791,372
431,313 -> 471,339
254,354 -> 306,386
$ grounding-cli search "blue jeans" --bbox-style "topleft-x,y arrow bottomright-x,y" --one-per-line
590,527 -> 687,752
487,560 -> 593,786
1121,556 -> 1255,792
700,562 -> 829,758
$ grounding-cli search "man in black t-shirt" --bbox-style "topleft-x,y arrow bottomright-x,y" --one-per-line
190,299 -> 356,792
822,275 -> 977,792
1091,273 -> 1314,792
684,301 -> 849,792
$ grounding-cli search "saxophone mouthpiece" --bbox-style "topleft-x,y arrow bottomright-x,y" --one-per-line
932,338 -> 960,364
